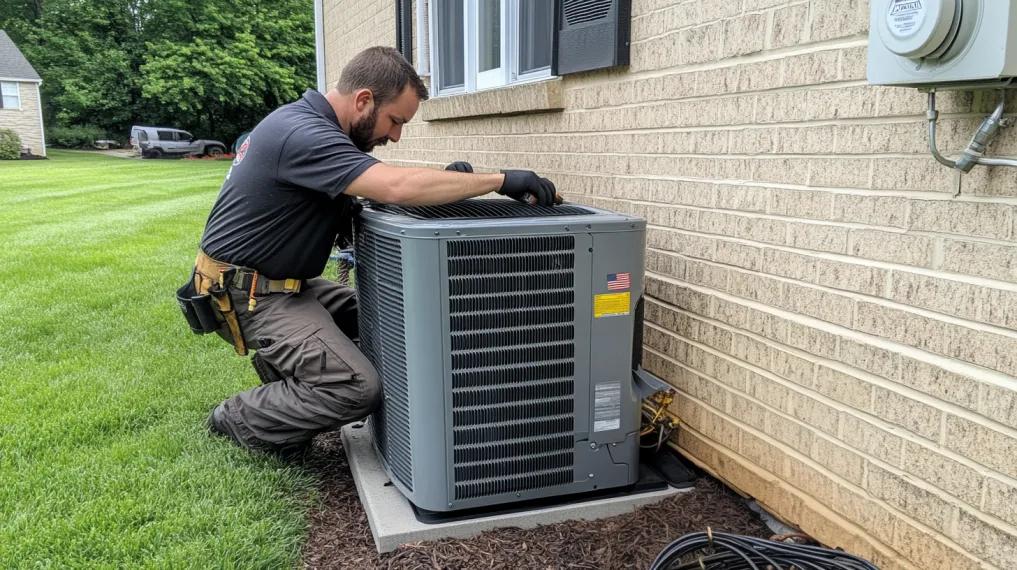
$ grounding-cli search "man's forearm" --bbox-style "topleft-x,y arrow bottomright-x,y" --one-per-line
390,168 -> 504,206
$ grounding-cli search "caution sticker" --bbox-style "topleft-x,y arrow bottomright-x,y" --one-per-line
594,291 -> 630,318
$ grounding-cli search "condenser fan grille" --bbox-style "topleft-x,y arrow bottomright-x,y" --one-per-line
447,235 -> 577,500
371,199 -> 593,219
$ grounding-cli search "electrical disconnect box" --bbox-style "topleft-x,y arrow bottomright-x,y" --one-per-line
868,0 -> 1017,88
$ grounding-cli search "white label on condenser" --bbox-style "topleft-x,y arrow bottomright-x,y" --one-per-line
593,382 -> 622,432
886,0 -> 925,38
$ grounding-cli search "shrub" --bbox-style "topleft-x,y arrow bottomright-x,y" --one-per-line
46,125 -> 105,149
0,128 -> 21,160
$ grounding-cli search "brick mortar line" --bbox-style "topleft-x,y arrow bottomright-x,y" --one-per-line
673,432 -> 924,570
565,38 -> 868,87
643,326 -> 1017,493
674,418 -> 991,570
642,221 -> 1017,288
642,272 -> 1017,390
644,294 -> 1017,440
387,146 -> 1007,161
652,348 -> 1005,562
646,245 -> 1017,339
647,343 -> 1017,544
381,158 -> 1017,206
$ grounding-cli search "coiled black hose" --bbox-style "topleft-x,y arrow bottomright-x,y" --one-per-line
649,531 -> 879,570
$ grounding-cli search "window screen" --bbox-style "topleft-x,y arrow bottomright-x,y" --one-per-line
435,0 -> 465,90
0,82 -> 20,109
519,0 -> 553,74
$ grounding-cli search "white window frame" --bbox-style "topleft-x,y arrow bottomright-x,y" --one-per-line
0,82 -> 21,110
429,0 -> 553,97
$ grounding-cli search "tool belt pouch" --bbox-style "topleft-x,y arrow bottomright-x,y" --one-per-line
176,280 -> 219,335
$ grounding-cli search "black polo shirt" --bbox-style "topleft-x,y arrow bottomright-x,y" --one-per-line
199,89 -> 378,279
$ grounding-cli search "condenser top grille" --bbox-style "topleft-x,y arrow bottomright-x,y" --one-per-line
371,199 -> 594,219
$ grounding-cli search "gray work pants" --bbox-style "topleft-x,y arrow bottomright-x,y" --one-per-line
216,278 -> 382,451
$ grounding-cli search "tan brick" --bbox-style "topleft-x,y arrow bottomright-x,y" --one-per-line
887,272 -> 981,322
721,12 -> 767,57
839,46 -> 868,81
770,3 -> 809,48
779,320 -> 840,360
889,519 -> 983,570
866,463 -> 959,534
983,477 -> 1017,527
769,188 -> 832,220
806,86 -> 878,121
747,370 -> 797,411
732,334 -> 775,370
762,248 -> 817,281
834,122 -> 928,154
831,194 -> 910,229
808,158 -> 871,189
753,157 -> 810,185
814,258 -> 888,296
713,240 -> 763,271
945,415 -> 1017,479
841,413 -> 904,466
871,157 -> 957,193
942,239 -> 1017,284
810,436 -> 865,485
783,49 -> 841,87
767,412 -> 816,452
715,184 -> 769,212
684,259 -> 730,291
778,283 -> 855,327
728,271 -> 784,306
730,393 -> 768,433
849,229 -> 935,267
788,222 -> 849,253
755,90 -> 810,123
815,366 -> 873,410
788,392 -> 839,435
902,440 -> 984,507
838,338 -> 900,381
740,430 -> 787,478
950,509 -> 1017,569
983,287 -> 1017,330
809,0 -> 868,42
979,382 -> 1017,431
872,387 -> 943,440
909,200 -> 1013,240
772,125 -> 838,154
898,358 -> 980,412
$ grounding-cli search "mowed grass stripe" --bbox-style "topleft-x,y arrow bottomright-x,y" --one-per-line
0,151 -> 314,568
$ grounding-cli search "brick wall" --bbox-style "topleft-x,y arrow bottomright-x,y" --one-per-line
321,1 -> 1017,567
0,81 -> 45,156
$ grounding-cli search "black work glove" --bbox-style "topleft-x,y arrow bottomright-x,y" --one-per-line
445,161 -> 474,173
498,170 -> 557,206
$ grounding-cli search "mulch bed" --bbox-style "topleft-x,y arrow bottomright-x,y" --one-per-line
298,432 -> 771,569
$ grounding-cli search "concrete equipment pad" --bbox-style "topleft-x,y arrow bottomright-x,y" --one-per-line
341,422 -> 689,553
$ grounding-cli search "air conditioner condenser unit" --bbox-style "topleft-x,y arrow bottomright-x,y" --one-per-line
354,199 -> 647,512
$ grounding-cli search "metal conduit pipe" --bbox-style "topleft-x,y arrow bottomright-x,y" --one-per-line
927,91 -> 958,169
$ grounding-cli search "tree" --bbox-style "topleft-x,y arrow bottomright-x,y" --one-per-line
0,0 -> 315,144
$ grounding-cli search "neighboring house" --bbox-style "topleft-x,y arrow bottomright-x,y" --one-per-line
0,29 -> 45,157
317,2 -> 1017,568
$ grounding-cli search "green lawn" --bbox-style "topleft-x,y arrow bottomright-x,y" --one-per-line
0,151 -> 315,568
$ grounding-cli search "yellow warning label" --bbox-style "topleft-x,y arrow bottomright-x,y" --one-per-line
594,292 -> 630,318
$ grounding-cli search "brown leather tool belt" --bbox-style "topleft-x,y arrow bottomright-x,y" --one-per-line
194,251 -> 303,296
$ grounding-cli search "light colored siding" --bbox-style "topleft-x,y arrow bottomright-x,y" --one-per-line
322,1 -> 1017,567
0,81 -> 44,156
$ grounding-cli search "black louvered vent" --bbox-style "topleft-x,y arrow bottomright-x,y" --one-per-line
448,235 -> 576,501
356,229 -> 412,491
563,0 -> 611,24
371,199 -> 593,219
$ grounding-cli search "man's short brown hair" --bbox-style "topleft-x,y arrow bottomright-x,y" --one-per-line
336,46 -> 429,105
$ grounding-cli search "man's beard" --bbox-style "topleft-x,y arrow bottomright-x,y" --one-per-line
349,106 -> 388,152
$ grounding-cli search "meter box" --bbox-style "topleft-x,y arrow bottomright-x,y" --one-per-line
868,0 -> 1017,88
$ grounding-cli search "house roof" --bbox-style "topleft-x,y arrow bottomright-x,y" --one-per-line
0,30 -> 42,82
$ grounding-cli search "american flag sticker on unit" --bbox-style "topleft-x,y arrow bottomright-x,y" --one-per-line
607,272 -> 631,290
